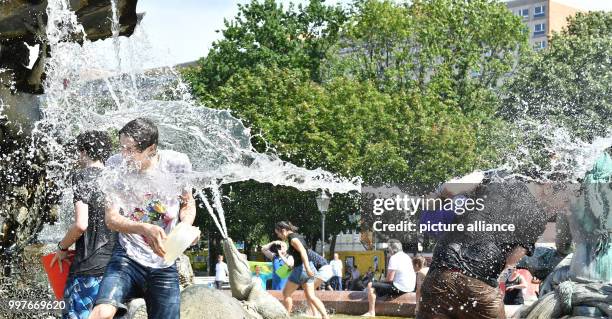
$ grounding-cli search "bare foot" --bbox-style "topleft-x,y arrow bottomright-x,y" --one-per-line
361,312 -> 375,317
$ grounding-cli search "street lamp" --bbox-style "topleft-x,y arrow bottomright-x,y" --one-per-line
316,190 -> 331,256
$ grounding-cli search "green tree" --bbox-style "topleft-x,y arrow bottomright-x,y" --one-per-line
325,0 -> 527,184
338,0 -> 529,97
214,65 -> 410,182
183,0 -> 346,98
502,11 -> 612,141
185,0 -> 530,253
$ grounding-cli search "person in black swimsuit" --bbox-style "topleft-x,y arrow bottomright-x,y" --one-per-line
274,221 -> 329,319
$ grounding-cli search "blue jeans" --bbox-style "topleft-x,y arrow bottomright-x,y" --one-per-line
95,244 -> 180,319
330,275 -> 343,290
288,262 -> 316,285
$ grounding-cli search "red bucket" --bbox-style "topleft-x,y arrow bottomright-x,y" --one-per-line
41,251 -> 75,300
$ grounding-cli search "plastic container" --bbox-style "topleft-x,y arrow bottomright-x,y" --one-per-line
41,251 -> 75,300
163,223 -> 201,263
275,264 -> 291,279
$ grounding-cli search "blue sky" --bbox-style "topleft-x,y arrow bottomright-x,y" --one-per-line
136,0 -> 611,68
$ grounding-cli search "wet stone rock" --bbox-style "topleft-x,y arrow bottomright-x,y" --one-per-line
0,244 -> 59,319
180,285 -> 258,319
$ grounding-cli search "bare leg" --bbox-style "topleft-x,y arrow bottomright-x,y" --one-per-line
362,282 -> 376,316
87,304 -> 117,319
307,303 -> 318,317
306,278 -> 323,317
282,280 -> 299,314
303,282 -> 329,319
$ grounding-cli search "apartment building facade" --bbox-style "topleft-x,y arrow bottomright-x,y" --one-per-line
506,0 -> 582,50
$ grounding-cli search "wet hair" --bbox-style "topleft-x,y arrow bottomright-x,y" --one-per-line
275,221 -> 298,232
119,118 -> 158,152
412,256 -> 427,269
387,239 -> 402,254
76,130 -> 112,162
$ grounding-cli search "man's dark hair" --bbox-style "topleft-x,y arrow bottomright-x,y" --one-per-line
76,130 -> 112,162
119,118 -> 158,151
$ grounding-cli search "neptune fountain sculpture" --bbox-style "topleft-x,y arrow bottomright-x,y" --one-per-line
519,151 -> 612,318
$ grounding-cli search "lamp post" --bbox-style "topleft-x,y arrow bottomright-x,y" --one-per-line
316,191 -> 331,256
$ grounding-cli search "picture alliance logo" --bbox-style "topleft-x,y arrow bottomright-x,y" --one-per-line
372,195 -> 485,216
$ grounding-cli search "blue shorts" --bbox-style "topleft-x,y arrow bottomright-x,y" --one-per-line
288,262 -> 317,285
63,275 -> 104,319
94,244 -> 180,319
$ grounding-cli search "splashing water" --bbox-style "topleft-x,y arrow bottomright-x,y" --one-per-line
35,0 -> 360,241
503,119 -> 612,183
20,0 -> 612,243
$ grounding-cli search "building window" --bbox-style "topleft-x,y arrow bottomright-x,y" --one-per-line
534,40 -> 546,50
534,23 -> 546,36
534,5 -> 546,18
520,8 -> 529,19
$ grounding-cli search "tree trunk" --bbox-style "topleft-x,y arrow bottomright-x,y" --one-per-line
329,234 -> 338,257
209,231 -> 223,276
244,241 -> 251,259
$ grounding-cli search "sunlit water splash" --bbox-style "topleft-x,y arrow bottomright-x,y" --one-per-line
503,119 -> 612,183
29,0 -> 612,242
36,0 -> 360,242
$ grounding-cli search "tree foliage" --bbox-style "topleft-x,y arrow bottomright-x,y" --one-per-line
184,0 -> 531,251
183,0 -> 346,97
338,0 -> 528,99
196,181 -> 360,252
502,11 -> 612,141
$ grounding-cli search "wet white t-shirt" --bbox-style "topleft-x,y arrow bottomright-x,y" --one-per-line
388,251 -> 416,292
106,149 -> 192,268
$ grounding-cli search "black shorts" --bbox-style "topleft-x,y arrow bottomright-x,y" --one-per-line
371,281 -> 406,298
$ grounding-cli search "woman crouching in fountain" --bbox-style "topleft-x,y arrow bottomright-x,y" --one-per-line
274,221 -> 330,319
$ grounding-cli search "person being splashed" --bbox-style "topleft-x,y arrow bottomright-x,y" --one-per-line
52,131 -> 116,319
417,170 -> 551,319
89,118 -> 197,319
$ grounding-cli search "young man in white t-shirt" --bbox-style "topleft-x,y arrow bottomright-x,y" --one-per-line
215,255 -> 229,289
89,118 -> 196,319
362,239 -> 415,317
329,253 -> 343,291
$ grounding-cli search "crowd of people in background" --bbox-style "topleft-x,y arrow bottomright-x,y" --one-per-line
209,221 -> 436,318
204,214 -> 533,319
224,240 -> 433,296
